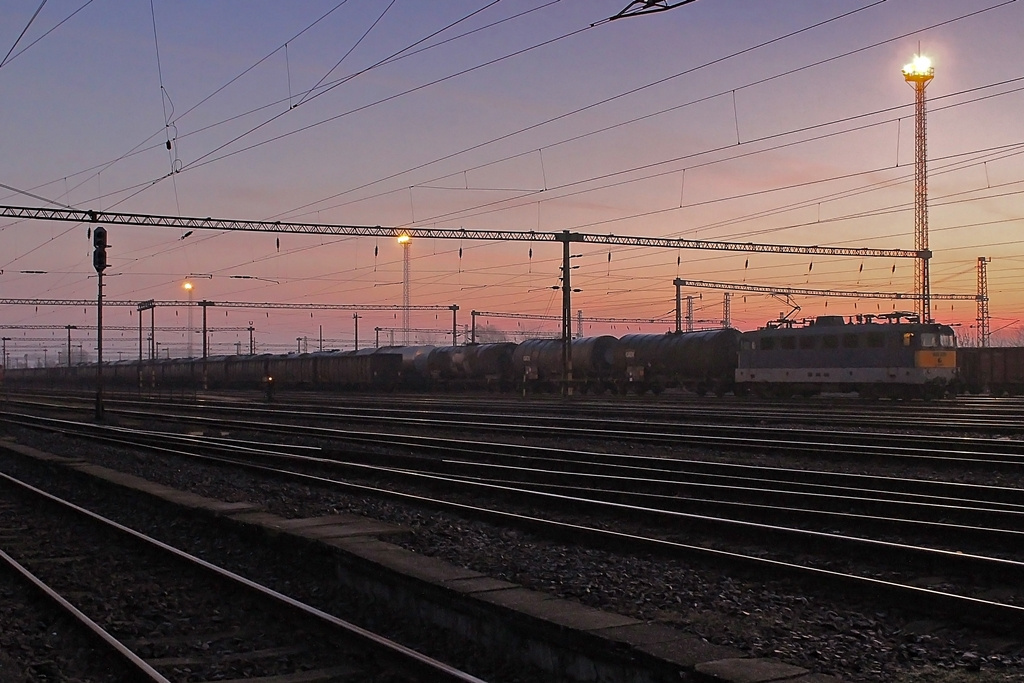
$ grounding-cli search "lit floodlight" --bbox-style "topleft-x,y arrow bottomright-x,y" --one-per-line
183,281 -> 193,290
902,54 -> 933,81
396,233 -> 411,245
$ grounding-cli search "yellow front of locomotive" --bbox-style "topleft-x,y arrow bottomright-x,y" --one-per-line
913,326 -> 958,390
916,348 -> 956,369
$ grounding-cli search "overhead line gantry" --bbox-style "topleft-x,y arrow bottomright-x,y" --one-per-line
672,278 -> 979,329
672,279 -> 979,302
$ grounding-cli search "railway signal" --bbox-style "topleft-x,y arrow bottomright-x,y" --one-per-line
92,226 -> 108,272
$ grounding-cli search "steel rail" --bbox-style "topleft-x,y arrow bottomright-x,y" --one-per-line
6,409 -> 1023,558
11,405 -> 1023,517
7,413 -> 1024,630
74,395 -> 1024,464
0,545 -> 170,682
8,397 -> 1024,505
12,388 -> 1024,435
0,469 -> 489,683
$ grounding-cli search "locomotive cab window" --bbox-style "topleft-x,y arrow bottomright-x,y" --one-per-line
842,334 -> 859,349
780,336 -> 796,350
740,339 -> 756,351
822,335 -> 839,349
799,336 -> 815,350
902,333 -> 914,347
759,338 -> 776,351
919,332 -> 955,349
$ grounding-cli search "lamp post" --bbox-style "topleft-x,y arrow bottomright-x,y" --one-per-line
1,337 -> 9,368
397,233 -> 411,345
184,281 -> 194,357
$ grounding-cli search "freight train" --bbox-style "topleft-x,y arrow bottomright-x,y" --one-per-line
3,314 -> 960,399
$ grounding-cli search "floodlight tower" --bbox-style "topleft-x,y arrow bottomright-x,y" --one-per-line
183,281 -> 194,357
397,233 -> 411,345
902,53 -> 934,323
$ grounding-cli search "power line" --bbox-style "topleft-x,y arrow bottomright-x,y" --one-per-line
0,0 -> 48,70
277,1 -> 892,221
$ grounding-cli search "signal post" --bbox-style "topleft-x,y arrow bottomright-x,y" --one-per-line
93,226 -> 107,419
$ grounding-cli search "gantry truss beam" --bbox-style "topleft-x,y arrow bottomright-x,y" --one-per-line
0,298 -> 454,311
674,279 -> 979,301
472,310 -> 671,324
371,328 -> 451,335
0,324 -> 250,332
0,206 -> 921,259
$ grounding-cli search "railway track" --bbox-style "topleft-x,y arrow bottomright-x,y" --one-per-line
9,388 -> 1024,435
8,393 -> 1024,469
4,403 -> 1024,635
0,468 -> 487,682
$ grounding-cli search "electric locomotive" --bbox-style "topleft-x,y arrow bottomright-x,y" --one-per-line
734,313 -> 957,399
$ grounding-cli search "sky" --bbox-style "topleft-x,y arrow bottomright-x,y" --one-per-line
2,0 -> 1023,364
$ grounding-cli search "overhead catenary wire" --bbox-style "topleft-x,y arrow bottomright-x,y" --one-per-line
0,0 -> 48,70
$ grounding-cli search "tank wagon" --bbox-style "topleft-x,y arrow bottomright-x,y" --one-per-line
421,343 -> 518,390
513,336 -> 620,393
735,313 -> 957,399
617,329 -> 741,395
956,346 -> 1024,395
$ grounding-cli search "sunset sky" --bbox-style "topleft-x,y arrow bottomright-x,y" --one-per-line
2,0 -> 1023,363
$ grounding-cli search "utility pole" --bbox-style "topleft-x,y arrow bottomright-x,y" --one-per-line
248,322 -> 255,355
65,325 -> 76,368
558,231 -> 584,396
353,314 -> 360,351
449,305 -> 459,346
200,301 -> 213,359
